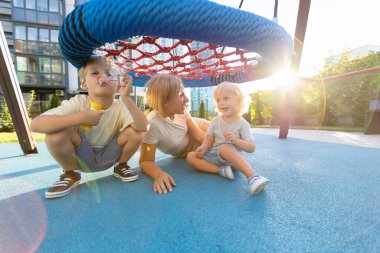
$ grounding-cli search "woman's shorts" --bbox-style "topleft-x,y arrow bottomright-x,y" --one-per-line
75,137 -> 122,172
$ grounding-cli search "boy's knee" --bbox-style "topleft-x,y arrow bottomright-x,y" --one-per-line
45,131 -> 67,145
117,127 -> 143,146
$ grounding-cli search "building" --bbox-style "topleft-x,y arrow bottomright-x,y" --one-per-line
0,0 -> 76,115
189,41 -> 215,116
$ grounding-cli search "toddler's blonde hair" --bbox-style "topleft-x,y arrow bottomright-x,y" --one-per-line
146,75 -> 184,113
213,82 -> 249,116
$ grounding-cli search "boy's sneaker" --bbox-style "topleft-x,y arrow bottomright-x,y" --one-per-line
114,162 -> 138,182
45,171 -> 81,199
219,165 -> 235,180
248,175 -> 268,195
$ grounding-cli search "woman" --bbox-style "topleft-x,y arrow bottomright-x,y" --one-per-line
139,75 -> 209,194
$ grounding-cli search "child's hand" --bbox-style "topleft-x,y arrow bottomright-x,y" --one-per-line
80,108 -> 104,126
195,146 -> 205,158
224,131 -> 238,143
118,74 -> 132,98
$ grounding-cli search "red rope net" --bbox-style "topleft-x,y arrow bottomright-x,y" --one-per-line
98,36 -> 259,80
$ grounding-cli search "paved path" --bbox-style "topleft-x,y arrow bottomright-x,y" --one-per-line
253,128 -> 380,148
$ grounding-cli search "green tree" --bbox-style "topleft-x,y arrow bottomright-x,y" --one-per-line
319,51 -> 380,126
27,90 -> 36,118
49,95 -> 59,109
199,100 -> 206,119
0,95 -> 14,132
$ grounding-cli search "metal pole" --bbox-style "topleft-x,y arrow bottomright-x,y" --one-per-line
279,0 -> 311,139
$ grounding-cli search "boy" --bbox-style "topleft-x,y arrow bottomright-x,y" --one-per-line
30,56 -> 148,199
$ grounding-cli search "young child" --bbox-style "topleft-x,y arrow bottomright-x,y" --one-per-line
30,56 -> 148,199
186,82 -> 268,195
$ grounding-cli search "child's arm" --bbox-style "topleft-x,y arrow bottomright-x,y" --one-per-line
30,108 -> 103,134
118,75 -> 148,132
194,135 -> 214,158
224,132 -> 255,153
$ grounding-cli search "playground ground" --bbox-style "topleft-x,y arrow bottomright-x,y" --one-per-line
0,128 -> 379,252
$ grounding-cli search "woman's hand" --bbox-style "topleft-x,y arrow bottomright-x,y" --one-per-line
153,172 -> 176,194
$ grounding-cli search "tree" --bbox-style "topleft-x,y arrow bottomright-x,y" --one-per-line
27,90 -> 36,118
199,100 -> 206,119
49,95 -> 59,109
319,51 -> 380,126
0,95 -> 14,132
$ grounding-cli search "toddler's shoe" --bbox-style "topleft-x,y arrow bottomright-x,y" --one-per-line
218,165 -> 235,180
248,175 -> 268,195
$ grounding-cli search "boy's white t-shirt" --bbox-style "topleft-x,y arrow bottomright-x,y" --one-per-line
143,110 -> 189,155
43,95 -> 133,148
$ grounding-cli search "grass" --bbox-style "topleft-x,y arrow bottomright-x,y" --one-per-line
0,132 -> 45,143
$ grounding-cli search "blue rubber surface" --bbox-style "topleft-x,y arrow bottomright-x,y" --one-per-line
59,0 -> 293,83
1,134 -> 379,252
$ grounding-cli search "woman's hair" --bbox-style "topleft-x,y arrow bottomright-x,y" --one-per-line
145,75 -> 184,113
213,82 -> 248,116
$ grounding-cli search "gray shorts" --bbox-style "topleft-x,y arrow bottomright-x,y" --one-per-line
203,147 -> 228,167
75,137 -> 122,172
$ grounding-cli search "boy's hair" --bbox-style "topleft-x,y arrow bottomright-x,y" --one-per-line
78,56 -> 122,85
213,82 -> 248,116
146,75 -> 184,113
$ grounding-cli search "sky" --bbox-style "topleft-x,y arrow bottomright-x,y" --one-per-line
208,0 -> 380,92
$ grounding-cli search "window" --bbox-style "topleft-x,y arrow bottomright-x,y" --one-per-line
25,10 -> 37,22
14,26 -> 26,40
49,13 -> 60,25
49,0 -> 59,12
51,59 -> 62,73
39,57 -> 51,73
50,30 -> 59,43
28,27 -> 38,41
13,0 -> 24,8
37,11 -> 48,23
16,56 -> 28,71
13,8 -> 26,21
26,0 -> 36,9
37,0 -> 48,11
39,28 -> 49,42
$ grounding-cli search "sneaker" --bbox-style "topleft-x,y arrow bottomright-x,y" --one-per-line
45,171 -> 81,199
114,162 -> 138,182
219,165 -> 235,180
248,175 -> 268,195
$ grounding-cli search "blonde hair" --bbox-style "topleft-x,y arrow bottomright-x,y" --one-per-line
78,56 -> 122,85
145,75 -> 184,113
213,82 -> 248,116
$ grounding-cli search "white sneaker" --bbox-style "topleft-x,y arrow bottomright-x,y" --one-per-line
219,165 -> 235,180
248,175 -> 268,195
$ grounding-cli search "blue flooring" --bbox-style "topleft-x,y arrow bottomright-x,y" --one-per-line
0,134 -> 379,252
